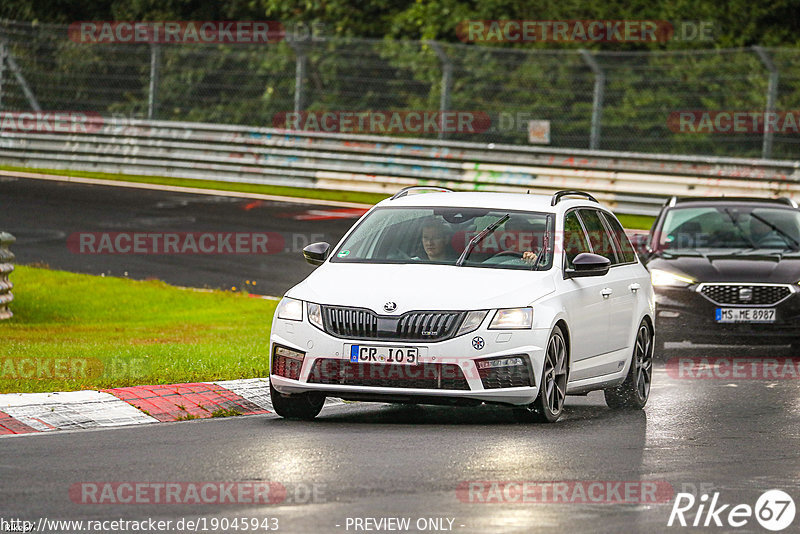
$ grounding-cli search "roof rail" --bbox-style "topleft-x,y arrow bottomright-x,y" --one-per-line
390,186 -> 454,200
667,196 -> 678,207
550,190 -> 599,206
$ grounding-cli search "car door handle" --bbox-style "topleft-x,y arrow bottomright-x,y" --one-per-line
601,288 -> 613,299
629,283 -> 641,293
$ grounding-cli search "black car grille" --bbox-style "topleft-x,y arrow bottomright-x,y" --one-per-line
700,284 -> 791,306
321,306 -> 465,341
307,359 -> 470,390
477,356 -> 534,389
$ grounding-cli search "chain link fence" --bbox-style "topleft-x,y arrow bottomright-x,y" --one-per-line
0,19 -> 798,159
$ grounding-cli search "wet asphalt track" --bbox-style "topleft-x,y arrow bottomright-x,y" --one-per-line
2,367 -> 800,534
0,176 -> 359,295
2,176 -> 800,533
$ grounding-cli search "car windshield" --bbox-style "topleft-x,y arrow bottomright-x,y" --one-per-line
658,205 -> 800,251
331,207 -> 554,270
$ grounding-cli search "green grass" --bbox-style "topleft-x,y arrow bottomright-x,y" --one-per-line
211,407 -> 244,418
617,214 -> 655,231
0,266 -> 277,393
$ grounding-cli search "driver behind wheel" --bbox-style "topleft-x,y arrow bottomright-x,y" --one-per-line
420,218 -> 457,262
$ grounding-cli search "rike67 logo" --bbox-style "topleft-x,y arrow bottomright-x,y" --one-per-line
668,490 -> 796,531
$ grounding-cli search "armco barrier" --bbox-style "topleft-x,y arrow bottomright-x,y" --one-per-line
0,117 -> 798,215
0,232 -> 14,320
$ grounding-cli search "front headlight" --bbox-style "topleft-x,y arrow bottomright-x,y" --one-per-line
307,302 -> 324,330
650,269 -> 695,288
456,310 -> 488,336
489,307 -> 533,329
276,297 -> 303,321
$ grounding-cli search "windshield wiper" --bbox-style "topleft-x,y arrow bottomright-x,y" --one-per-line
750,212 -> 800,250
456,214 -> 510,266
721,208 -> 758,249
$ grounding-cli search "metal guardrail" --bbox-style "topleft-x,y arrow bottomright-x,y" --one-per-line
0,117 -> 799,215
0,232 -> 14,320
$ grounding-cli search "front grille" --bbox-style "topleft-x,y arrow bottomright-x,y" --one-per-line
477,355 -> 534,389
699,284 -> 792,306
321,306 -> 465,341
307,359 -> 470,390
322,307 -> 378,338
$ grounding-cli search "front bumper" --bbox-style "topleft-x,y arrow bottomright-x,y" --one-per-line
269,317 -> 548,407
655,284 -> 800,345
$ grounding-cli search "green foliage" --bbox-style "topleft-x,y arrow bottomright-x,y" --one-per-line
0,2 -> 798,158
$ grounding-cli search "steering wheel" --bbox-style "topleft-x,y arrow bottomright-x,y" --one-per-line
755,233 -> 789,249
490,250 -> 524,259
386,248 -> 414,260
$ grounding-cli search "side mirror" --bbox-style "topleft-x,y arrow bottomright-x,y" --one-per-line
629,232 -> 650,258
303,242 -> 330,266
565,253 -> 611,279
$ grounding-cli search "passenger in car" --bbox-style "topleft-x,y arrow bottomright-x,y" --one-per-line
504,219 -> 543,265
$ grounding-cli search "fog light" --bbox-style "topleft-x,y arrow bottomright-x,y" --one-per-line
658,310 -> 680,318
475,355 -> 533,389
272,345 -> 305,380
476,356 -> 525,369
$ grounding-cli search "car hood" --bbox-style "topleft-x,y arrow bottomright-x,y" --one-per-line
286,263 -> 556,313
648,249 -> 800,284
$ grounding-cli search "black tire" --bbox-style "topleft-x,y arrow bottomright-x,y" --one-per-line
514,325 -> 568,423
270,381 -> 325,420
652,335 -> 666,360
604,321 -> 653,410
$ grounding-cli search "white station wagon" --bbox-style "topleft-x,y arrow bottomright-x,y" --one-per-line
269,188 -> 655,422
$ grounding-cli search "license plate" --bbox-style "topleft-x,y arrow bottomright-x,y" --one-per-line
715,308 -> 776,323
349,345 -> 419,365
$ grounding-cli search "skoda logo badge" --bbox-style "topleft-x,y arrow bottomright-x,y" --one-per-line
472,336 -> 485,350
384,301 -> 397,313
